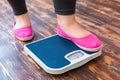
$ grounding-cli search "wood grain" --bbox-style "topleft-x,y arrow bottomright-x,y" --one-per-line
0,0 -> 120,80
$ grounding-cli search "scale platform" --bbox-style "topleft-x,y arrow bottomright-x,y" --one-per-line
24,35 -> 102,74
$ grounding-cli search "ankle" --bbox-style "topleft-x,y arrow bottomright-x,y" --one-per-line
14,13 -> 31,29
15,13 -> 30,24
57,14 -> 77,27
15,13 -> 28,20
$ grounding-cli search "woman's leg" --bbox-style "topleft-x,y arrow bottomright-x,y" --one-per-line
53,0 -> 102,51
7,0 -> 33,41
7,0 -> 31,29
53,0 -> 90,38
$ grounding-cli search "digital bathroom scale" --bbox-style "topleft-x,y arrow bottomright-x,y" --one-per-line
24,35 -> 102,74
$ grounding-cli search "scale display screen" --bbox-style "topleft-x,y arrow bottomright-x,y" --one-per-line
67,51 -> 84,61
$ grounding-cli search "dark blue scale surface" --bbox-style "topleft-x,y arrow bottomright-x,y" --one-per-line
25,35 -> 93,69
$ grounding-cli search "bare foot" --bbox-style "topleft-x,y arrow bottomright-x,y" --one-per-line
14,13 -> 31,29
57,14 -> 91,38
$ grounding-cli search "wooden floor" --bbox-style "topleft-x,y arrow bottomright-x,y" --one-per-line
0,0 -> 120,80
